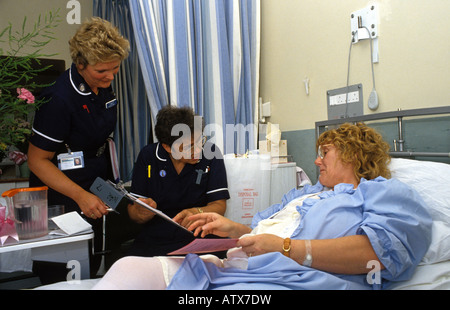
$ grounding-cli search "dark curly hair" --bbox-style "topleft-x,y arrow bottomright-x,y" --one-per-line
316,122 -> 391,181
155,106 -> 203,146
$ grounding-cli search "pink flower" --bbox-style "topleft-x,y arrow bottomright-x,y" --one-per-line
17,88 -> 35,104
8,151 -> 27,165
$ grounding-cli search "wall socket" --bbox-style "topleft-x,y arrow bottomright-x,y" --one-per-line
327,84 -> 363,120
329,90 -> 360,105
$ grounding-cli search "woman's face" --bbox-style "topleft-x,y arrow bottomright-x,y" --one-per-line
77,60 -> 121,93
165,135 -> 204,165
314,144 -> 358,189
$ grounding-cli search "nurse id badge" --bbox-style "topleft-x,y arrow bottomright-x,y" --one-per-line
105,99 -> 118,109
57,151 -> 85,171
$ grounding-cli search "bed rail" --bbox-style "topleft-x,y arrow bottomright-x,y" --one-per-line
315,106 -> 450,158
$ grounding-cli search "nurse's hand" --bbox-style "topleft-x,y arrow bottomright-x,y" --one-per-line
128,198 -> 158,224
173,208 -> 199,229
76,191 -> 109,220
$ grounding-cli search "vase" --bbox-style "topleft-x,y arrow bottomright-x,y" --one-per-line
19,161 -> 30,178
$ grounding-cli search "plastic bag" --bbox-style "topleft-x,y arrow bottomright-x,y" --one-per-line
224,154 -> 271,226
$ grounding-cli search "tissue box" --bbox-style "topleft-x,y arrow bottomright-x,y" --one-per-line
259,140 -> 270,154
259,139 -> 288,163
259,122 -> 288,163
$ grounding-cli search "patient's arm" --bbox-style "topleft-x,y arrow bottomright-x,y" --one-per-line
237,234 -> 385,275
187,213 -> 252,238
295,235 -> 385,274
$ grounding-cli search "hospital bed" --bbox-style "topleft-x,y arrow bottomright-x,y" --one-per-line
386,157 -> 450,289
316,106 -> 450,290
36,106 -> 450,290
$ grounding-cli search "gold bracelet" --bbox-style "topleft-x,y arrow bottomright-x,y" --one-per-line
282,238 -> 291,257
197,207 -> 203,214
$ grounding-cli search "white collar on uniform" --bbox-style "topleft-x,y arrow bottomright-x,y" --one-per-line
156,143 -> 167,162
69,66 -> 92,96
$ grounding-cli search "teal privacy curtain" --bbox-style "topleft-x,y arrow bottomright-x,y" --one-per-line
129,0 -> 261,155
94,0 -> 152,181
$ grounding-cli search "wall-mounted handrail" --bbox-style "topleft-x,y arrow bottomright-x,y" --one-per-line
316,106 -> 450,139
315,106 -> 450,177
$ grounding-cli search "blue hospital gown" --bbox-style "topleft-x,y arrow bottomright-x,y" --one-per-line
167,177 -> 432,290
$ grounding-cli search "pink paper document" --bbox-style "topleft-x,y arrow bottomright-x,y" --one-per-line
168,238 -> 239,255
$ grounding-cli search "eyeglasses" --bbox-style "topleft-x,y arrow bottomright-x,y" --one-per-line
180,136 -> 207,153
317,144 -> 333,159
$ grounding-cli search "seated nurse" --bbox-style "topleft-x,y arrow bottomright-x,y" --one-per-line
126,105 -> 230,257
93,122 -> 432,290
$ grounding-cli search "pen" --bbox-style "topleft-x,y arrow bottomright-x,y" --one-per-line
81,208 -> 117,215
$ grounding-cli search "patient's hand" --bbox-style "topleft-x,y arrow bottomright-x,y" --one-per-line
187,213 -> 251,238
237,234 -> 283,257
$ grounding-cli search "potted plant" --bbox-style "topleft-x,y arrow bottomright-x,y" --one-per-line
0,10 -> 61,177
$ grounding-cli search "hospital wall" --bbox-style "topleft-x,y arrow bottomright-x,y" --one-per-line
259,0 -> 450,182
0,0 -> 94,69
1,0 -> 448,183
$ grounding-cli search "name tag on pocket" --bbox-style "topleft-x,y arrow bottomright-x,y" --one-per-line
57,151 -> 85,171
105,99 -> 118,109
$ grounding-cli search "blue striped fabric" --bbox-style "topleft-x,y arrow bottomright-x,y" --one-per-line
129,0 -> 261,155
94,0 -> 152,181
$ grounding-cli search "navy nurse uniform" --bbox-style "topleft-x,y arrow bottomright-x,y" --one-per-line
29,63 -> 117,275
29,63 -> 117,210
128,142 -> 230,257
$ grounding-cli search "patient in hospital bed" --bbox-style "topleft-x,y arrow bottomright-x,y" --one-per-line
92,122 -> 432,290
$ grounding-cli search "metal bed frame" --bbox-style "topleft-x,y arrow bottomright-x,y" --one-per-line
315,106 -> 450,158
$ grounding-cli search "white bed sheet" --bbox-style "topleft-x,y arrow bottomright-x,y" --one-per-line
387,158 -> 450,290
390,260 -> 450,290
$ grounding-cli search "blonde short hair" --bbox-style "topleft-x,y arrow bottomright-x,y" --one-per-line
317,122 -> 391,181
69,17 -> 130,66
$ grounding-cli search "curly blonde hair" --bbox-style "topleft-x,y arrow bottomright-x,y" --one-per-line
316,123 -> 391,181
69,17 -> 130,66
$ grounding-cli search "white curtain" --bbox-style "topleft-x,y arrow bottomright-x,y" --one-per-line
129,0 -> 261,154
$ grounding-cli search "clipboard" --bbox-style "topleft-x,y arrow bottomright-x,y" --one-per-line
90,177 -> 193,235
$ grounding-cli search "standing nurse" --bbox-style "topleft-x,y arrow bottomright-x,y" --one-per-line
27,18 -> 129,275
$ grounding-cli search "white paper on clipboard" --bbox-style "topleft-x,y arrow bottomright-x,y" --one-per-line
125,192 -> 193,235
91,178 -> 194,235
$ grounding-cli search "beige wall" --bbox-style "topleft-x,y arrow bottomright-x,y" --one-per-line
0,0 -> 94,69
259,0 -> 450,131
2,0 -> 448,133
